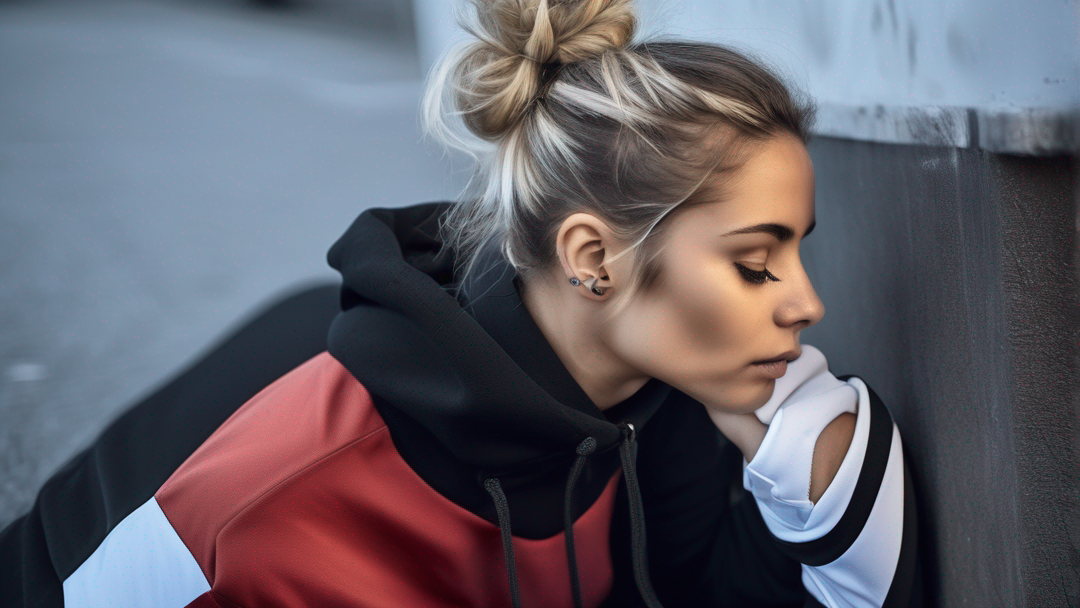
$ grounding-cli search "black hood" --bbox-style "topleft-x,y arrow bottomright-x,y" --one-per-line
325,202 -> 682,607
325,201 -> 672,474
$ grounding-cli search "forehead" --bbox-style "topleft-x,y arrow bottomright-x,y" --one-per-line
681,135 -> 815,230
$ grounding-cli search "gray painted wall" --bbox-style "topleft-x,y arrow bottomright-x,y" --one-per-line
801,137 -> 1079,606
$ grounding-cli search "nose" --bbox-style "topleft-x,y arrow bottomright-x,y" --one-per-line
777,265 -> 825,329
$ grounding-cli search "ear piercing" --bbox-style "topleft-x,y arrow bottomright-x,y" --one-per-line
568,276 -> 606,296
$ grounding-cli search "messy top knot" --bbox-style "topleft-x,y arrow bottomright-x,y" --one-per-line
421,0 -> 816,320
457,0 -> 635,138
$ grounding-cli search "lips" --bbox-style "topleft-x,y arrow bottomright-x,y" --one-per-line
751,349 -> 801,366
751,358 -> 788,379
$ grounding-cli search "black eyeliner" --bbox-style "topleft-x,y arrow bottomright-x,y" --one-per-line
734,263 -> 780,284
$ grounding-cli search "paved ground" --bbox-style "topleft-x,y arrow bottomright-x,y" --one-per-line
0,0 -> 467,528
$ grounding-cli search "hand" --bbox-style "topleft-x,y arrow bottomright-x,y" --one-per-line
704,408 -> 768,463
707,405 -> 858,504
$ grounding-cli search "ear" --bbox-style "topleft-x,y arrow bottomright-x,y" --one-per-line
556,213 -> 616,298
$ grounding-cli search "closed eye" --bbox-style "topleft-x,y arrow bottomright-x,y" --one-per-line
734,263 -> 780,284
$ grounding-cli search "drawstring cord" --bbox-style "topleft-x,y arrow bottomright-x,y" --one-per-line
563,437 -> 597,608
484,477 -> 522,608
618,423 -> 664,607
484,423 -> 664,608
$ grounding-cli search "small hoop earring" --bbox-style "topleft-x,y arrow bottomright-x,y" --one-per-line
568,277 -> 581,286
586,277 -> 606,296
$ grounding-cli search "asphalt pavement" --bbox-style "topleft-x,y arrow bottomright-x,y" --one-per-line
0,0 -> 467,528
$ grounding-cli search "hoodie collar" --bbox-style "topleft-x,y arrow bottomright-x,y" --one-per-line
326,202 -> 672,472
459,243 -> 617,420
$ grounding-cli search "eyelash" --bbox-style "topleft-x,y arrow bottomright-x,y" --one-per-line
734,263 -> 780,284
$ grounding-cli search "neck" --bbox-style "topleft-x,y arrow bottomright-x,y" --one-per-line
519,271 -> 650,411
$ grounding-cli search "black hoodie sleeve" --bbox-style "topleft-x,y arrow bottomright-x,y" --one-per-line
604,391 -> 809,608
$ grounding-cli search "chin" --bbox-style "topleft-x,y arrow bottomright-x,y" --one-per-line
737,380 -> 776,413
695,379 -> 774,415
732,400 -> 767,415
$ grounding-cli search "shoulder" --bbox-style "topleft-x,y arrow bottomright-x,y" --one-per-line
158,351 -> 385,502
153,352 -> 388,574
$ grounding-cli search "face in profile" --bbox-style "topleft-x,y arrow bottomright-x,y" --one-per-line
604,134 -> 824,414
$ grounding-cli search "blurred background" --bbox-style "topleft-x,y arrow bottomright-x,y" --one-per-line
1,0 -> 1078,605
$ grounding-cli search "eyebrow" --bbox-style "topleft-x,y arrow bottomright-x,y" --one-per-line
721,218 -> 816,242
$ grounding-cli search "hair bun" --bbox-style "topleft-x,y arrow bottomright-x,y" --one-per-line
457,0 -> 637,138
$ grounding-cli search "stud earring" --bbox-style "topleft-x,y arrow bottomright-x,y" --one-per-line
568,277 -> 581,286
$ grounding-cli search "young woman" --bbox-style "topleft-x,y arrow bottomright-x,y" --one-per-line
1,0 -> 923,606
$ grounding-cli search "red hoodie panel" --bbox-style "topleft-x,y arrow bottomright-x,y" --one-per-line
156,351 -> 618,608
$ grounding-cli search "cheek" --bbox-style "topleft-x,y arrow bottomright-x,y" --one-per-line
614,279 -> 749,379
677,281 -> 744,348
609,279 -> 776,413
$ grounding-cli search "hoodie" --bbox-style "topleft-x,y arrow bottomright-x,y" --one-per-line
0,201 -> 923,608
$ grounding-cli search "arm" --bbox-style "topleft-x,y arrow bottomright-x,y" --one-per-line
603,390 -> 810,608
604,346 -> 922,607
720,346 -> 923,608
707,408 -> 856,505
808,413 -> 856,504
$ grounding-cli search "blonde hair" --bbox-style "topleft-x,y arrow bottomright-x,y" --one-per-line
421,0 -> 816,320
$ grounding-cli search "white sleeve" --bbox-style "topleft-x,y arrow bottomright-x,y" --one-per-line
742,345 -> 921,608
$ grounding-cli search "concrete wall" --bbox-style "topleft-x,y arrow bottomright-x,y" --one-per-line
642,0 -> 1080,156
412,0 -> 1080,155
799,138 -> 1078,606
413,0 -> 1080,109
642,0 -> 1079,111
